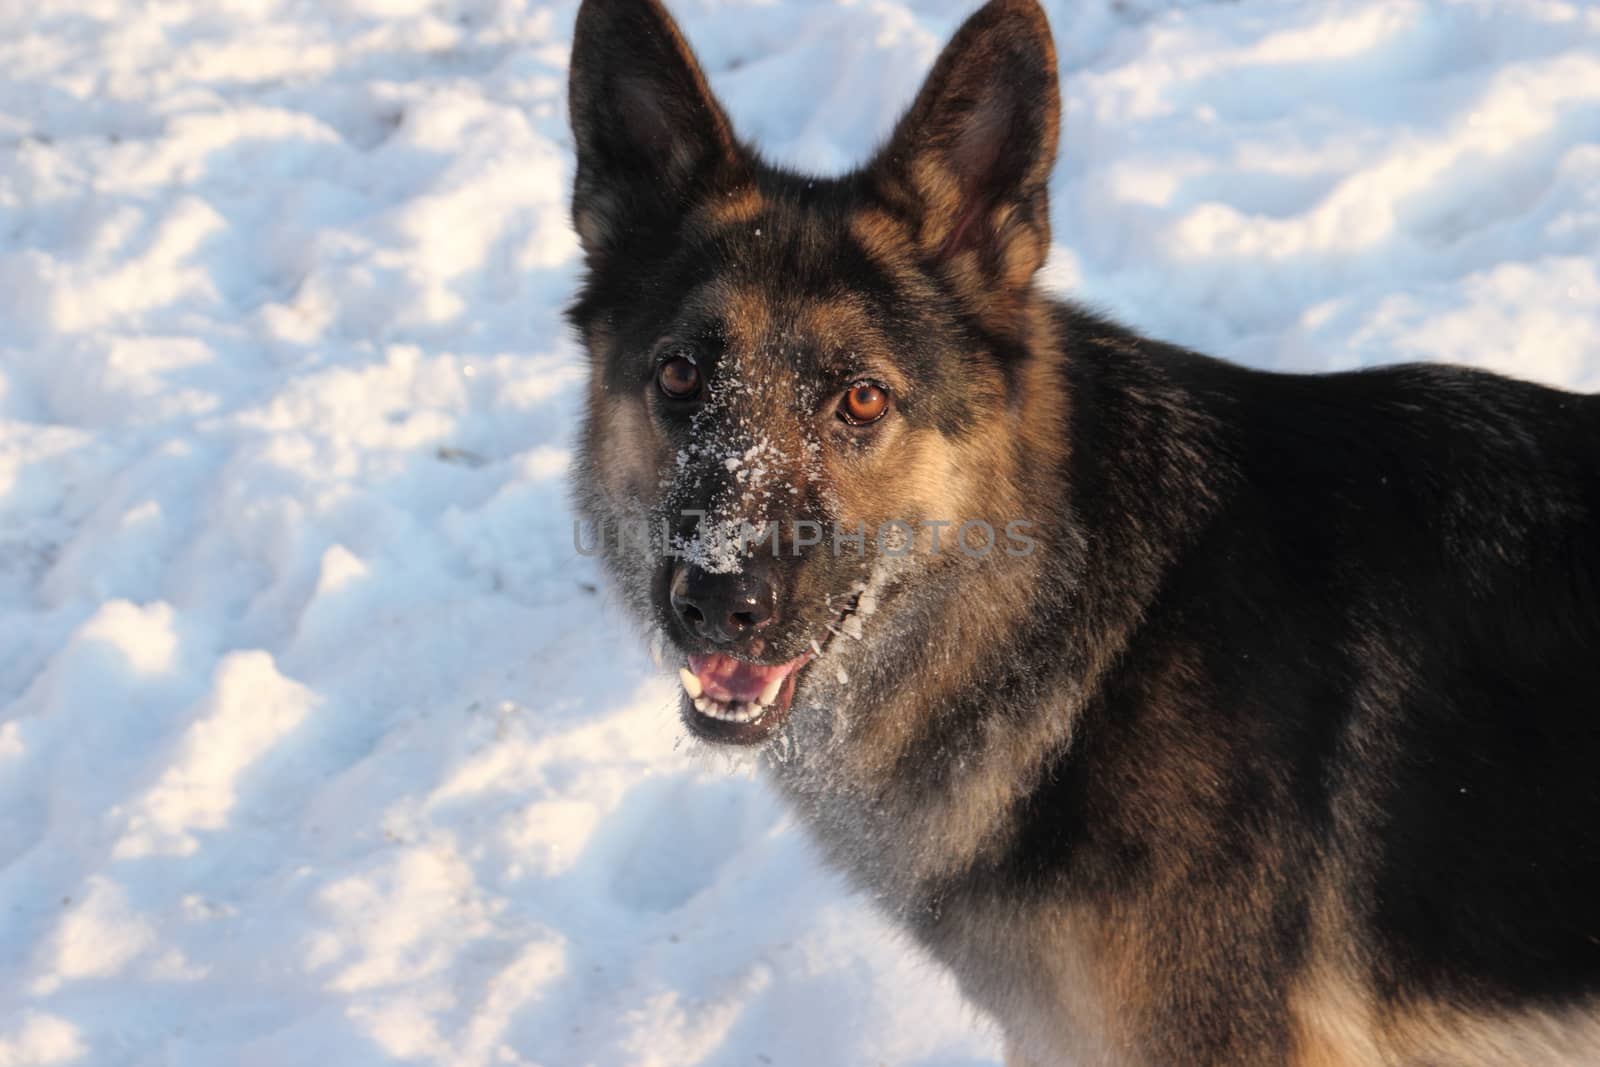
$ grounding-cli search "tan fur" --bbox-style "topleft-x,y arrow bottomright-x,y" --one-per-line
1387,999 -> 1600,1066
838,557 -> 1064,883
957,897 -> 1134,1067
807,306 -> 1077,886
704,279 -> 774,359
848,208 -> 919,272
694,185 -> 765,228
573,193 -> 618,256
899,150 -> 1051,336
1289,964 -> 1600,1067
1288,962 -> 1387,1067
1285,887 -> 1600,1067
907,154 -> 968,257
1003,1044 -> 1039,1067
793,296 -> 890,375
998,207 -> 1049,291
590,396 -> 660,509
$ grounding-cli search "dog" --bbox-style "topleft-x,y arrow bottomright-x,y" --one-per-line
565,0 -> 1600,1061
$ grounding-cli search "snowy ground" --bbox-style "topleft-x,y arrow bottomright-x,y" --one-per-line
0,0 -> 1597,1063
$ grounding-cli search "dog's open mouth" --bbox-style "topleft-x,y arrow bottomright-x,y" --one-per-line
677,587 -> 868,744
678,651 -> 812,743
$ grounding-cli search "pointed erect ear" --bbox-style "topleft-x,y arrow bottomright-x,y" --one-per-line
569,0 -> 749,261
869,0 -> 1060,322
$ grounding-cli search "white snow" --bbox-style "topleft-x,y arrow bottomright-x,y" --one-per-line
0,0 -> 1597,1063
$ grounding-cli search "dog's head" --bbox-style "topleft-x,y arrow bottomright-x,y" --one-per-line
568,0 -> 1062,745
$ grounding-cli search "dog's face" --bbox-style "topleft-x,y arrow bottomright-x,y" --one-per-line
568,0 -> 1060,745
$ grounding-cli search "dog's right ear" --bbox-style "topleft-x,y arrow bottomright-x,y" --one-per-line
569,0 -> 748,263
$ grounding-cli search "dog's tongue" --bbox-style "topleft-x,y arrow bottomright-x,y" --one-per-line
689,652 -> 804,704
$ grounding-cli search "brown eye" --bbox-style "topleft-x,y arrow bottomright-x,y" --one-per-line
656,349 -> 701,400
840,382 -> 889,425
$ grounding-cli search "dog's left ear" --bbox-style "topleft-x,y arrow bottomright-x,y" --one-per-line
569,0 -> 748,263
869,0 -> 1059,326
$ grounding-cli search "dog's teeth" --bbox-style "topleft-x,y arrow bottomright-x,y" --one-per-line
758,674 -> 784,707
690,691 -> 773,724
679,668 -> 703,699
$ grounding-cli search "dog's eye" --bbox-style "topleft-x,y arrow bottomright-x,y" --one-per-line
656,347 -> 701,400
840,382 -> 890,425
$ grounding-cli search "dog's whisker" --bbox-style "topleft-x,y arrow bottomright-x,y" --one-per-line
823,622 -> 860,642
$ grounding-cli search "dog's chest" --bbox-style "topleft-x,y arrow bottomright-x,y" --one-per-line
927,893 -> 1135,1067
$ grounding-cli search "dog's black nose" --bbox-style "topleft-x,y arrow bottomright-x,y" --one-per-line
670,565 -> 777,646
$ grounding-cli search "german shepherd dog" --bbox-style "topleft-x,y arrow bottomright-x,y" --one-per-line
567,0 -> 1600,1061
